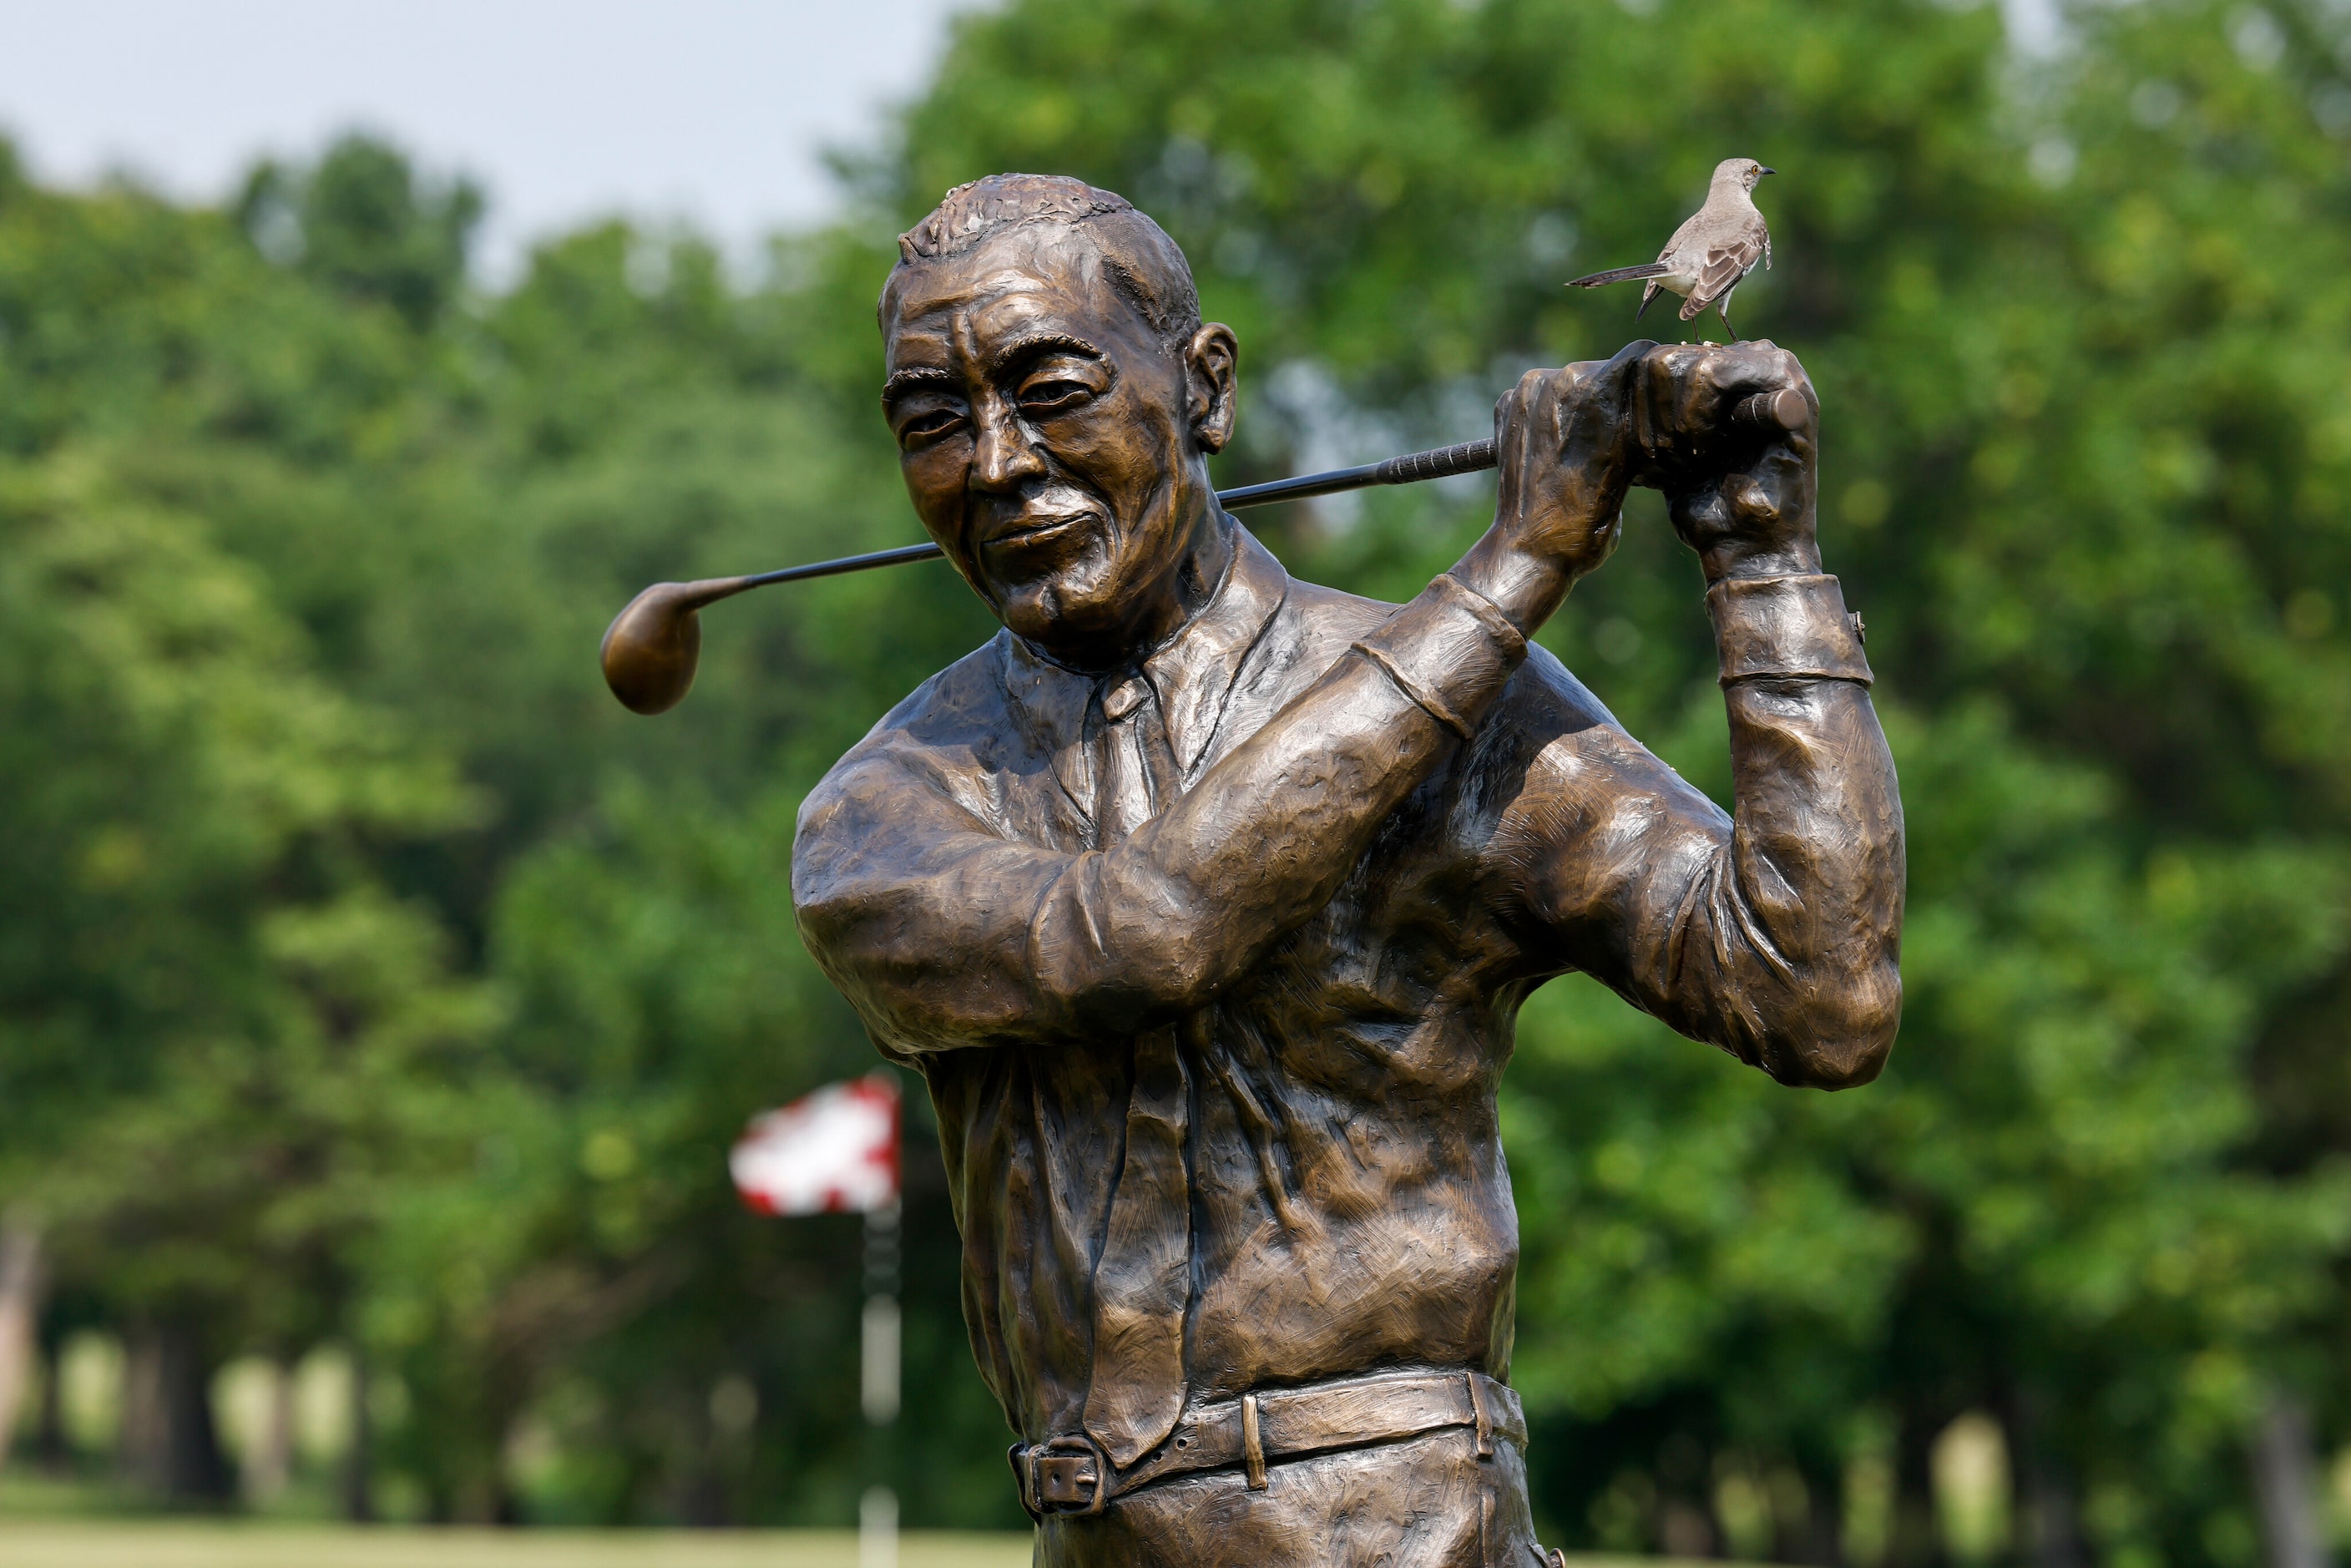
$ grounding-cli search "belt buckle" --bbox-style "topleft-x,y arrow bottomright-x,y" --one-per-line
1025,1433 -> 1109,1517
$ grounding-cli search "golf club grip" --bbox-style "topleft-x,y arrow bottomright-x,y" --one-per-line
1364,390 -> 1801,492
1727,387 -> 1809,434
1373,439 -> 1496,487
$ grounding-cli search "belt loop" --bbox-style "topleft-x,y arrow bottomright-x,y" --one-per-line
1241,1393 -> 1268,1490
1466,1372 -> 1493,1459
1009,1443 -> 1040,1520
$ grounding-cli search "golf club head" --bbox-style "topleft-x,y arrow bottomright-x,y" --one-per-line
600,576 -> 751,716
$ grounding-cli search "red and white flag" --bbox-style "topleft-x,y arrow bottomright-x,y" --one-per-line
731,1075 -> 900,1215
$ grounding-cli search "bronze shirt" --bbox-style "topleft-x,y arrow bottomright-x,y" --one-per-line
791,525 -> 1902,1451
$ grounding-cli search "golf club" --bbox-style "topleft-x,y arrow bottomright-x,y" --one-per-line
599,387 -> 1808,714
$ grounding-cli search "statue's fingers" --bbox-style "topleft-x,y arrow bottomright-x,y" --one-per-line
1597,336 -> 1655,393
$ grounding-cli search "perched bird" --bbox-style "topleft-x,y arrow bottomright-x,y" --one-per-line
1568,158 -> 1775,339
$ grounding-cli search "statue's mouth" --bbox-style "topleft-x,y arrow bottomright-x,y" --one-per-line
978,507 -> 1102,553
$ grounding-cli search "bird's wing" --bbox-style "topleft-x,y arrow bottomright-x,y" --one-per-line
1657,212 -> 1703,263
1678,214 -> 1770,320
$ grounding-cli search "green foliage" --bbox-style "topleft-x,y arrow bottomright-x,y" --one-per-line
0,453 -> 466,1163
7,0 -> 2351,1555
237,137 -> 483,332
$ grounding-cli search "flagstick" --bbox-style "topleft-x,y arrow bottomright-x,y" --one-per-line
860,1197 -> 902,1568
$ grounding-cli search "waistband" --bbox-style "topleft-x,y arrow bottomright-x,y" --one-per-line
1010,1367 -> 1525,1520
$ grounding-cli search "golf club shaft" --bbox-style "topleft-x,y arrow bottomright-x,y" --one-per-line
740,438 -> 1497,588
736,388 -> 1803,589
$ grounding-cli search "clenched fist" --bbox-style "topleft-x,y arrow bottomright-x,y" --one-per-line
1631,341 -> 1823,584
1453,339 -> 1655,636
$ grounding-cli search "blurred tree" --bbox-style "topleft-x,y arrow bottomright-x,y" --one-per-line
236,135 -> 483,332
0,452 -> 475,1500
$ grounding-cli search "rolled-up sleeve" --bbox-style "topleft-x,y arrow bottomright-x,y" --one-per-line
1500,574 -> 1904,1087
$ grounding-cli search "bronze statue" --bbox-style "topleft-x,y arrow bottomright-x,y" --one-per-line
786,174 -> 1904,1566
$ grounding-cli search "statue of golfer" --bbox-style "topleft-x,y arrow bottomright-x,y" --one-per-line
792,173 -> 1904,1566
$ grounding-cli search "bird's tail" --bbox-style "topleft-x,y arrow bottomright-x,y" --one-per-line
1567,260 -> 1672,289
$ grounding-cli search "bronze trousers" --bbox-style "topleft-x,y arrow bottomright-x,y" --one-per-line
1034,1427 -> 1543,1568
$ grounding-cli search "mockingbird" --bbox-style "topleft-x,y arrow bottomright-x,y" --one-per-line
1568,158 -> 1775,339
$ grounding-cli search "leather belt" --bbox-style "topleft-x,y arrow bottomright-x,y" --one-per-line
1010,1368 -> 1525,1519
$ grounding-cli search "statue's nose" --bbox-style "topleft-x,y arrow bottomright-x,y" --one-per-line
973,409 -> 1048,490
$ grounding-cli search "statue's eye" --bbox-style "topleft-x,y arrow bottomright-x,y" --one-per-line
897,407 -> 966,444
1019,378 -> 1094,413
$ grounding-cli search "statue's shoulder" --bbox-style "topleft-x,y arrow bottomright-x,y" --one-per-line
1505,641 -> 1620,734
1249,574 -> 1395,689
1273,574 -> 1619,736
801,635 -> 1015,813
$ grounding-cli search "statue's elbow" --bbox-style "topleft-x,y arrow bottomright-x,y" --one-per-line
1154,926 -> 1236,1015
1773,963 -> 1902,1090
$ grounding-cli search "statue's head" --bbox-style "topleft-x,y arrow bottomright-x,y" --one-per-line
879,175 -> 1239,671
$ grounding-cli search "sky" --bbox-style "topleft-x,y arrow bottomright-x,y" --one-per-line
0,0 -> 2060,281
0,0 -> 975,279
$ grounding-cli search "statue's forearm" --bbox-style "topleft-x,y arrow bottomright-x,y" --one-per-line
1028,574 -> 1527,1034
1707,668 -> 1904,1086
1675,573 -> 1902,1085
796,573 -> 1529,1052
1511,572 -> 1901,1088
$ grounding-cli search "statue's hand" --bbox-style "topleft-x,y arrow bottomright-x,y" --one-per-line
1486,339 -> 1654,592
1636,341 -> 1823,582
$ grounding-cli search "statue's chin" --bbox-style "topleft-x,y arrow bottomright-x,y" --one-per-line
983,539 -> 1126,643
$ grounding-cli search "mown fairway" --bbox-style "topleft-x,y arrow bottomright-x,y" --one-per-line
0,1525 -> 1038,1568
0,1525 -> 1718,1567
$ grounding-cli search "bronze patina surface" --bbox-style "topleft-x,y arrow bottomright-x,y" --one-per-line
790,174 -> 1904,1566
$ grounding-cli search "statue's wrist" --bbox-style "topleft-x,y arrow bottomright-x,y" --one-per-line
1451,535 -> 1578,639
1355,573 -> 1530,739
1706,572 -> 1872,686
1700,534 -> 1823,585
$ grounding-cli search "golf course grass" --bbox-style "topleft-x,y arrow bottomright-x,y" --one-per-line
0,1520 -> 1722,1566
0,1522 -> 1038,1568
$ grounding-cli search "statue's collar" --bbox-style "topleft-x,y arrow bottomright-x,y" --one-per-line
999,525 -> 1290,777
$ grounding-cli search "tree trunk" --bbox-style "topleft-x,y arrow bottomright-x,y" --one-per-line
35,1328 -> 66,1472
155,1319 -> 231,1503
1653,1432 -> 1722,1557
1887,1407 -> 1945,1568
2252,1388 -> 2330,1568
118,1319 -> 232,1502
1781,1448 -> 1846,1567
2005,1388 -> 2087,1568
0,1212 -> 43,1471
342,1352 -> 374,1522
2020,1459 -> 2087,1568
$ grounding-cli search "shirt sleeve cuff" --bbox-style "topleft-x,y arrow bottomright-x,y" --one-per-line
1706,574 -> 1873,686
1352,574 -> 1529,740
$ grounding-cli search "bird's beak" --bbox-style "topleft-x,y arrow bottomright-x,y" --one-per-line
1758,167 -> 1777,177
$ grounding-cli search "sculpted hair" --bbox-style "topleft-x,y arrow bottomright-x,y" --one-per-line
885,173 -> 1203,350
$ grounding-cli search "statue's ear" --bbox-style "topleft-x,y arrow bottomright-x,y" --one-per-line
1186,323 -> 1239,455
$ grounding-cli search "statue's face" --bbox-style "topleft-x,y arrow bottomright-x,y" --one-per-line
881,226 -> 1234,668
